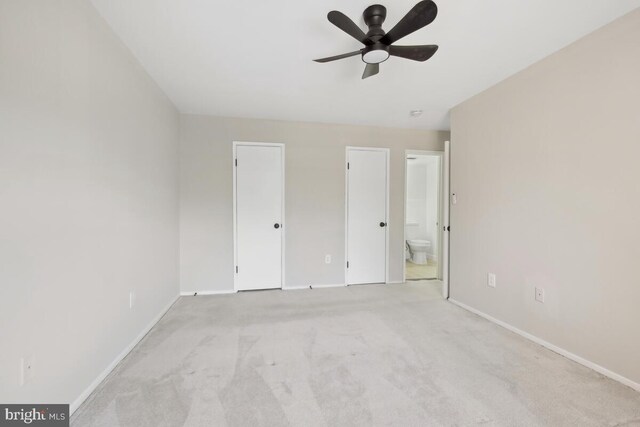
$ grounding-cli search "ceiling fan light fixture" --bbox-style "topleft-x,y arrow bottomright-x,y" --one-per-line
362,46 -> 390,64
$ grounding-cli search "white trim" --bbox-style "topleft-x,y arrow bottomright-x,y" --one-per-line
180,290 -> 237,296
183,285 -> 350,292
345,146 -> 390,285
386,281 -> 405,284
344,150 -> 349,285
310,283 -> 347,289
448,299 -> 640,393
403,149 -> 445,286
385,149 -> 390,285
71,294 -> 180,414
442,141 -> 450,299
232,141 -> 286,292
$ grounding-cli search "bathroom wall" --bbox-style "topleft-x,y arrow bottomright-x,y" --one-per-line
425,157 -> 440,260
406,160 -> 428,242
180,114 -> 449,292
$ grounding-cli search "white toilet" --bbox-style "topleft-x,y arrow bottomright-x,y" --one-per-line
407,239 -> 431,265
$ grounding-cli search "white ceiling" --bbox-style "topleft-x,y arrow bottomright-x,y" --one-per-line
90,0 -> 640,130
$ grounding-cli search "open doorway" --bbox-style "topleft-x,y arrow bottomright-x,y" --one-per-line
404,151 -> 443,281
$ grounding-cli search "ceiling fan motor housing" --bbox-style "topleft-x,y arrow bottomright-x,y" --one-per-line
362,5 -> 389,64
363,4 -> 387,37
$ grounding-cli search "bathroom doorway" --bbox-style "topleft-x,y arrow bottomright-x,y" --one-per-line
404,151 -> 443,281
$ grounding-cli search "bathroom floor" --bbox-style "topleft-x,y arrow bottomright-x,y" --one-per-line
405,259 -> 438,280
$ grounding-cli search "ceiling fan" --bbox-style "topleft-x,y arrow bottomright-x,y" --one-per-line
314,1 -> 439,79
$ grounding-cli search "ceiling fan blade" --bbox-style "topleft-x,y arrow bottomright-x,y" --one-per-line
389,45 -> 438,62
313,50 -> 362,63
362,63 -> 379,79
327,11 -> 370,44
380,1 -> 438,45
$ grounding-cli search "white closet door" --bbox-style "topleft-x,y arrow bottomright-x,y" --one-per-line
347,149 -> 388,285
235,144 -> 283,291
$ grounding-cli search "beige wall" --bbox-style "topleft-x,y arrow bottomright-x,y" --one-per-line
450,9 -> 640,385
0,0 -> 179,407
180,115 -> 449,292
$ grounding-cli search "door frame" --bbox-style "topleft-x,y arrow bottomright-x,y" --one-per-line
442,141 -> 450,299
402,149 -> 446,287
345,146 -> 390,285
232,141 -> 286,291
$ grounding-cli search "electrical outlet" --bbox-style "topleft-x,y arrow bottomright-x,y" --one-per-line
20,355 -> 35,386
487,273 -> 496,288
535,287 -> 545,303
325,255 -> 331,264
129,291 -> 136,309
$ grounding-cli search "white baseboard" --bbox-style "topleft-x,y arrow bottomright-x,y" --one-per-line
180,289 -> 237,296
448,298 -> 640,393
183,284 -> 411,292
386,281 -> 404,284
310,283 -> 346,289
70,294 -> 180,414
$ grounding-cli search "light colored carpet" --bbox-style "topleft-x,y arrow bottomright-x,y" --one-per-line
72,282 -> 640,426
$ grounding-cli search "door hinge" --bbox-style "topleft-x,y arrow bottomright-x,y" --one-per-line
347,261 -> 349,268
235,159 -> 237,167
347,162 -> 350,170
235,266 -> 238,273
